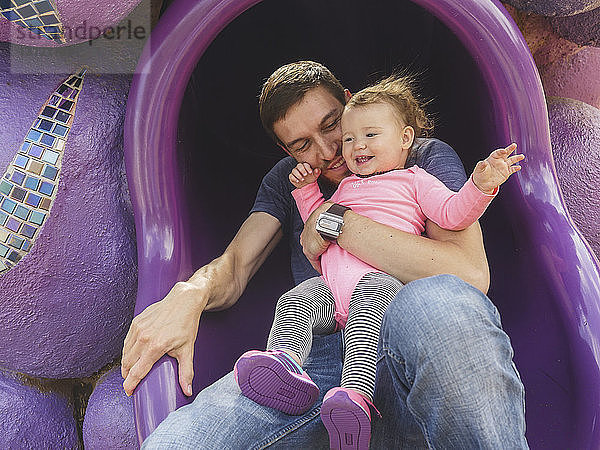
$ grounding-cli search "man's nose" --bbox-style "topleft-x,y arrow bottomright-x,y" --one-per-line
315,135 -> 338,160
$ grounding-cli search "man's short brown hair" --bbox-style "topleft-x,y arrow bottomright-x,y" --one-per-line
259,61 -> 346,145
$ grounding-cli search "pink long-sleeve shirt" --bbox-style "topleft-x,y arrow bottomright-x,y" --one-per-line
292,165 -> 496,327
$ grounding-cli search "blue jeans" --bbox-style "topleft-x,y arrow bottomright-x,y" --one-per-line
142,275 -> 528,449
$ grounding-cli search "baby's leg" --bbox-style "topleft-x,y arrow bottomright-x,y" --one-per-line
235,276 -> 336,415
342,272 -> 403,401
267,276 -> 337,364
320,272 -> 403,448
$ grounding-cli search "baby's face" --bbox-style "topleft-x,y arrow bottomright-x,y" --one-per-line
341,102 -> 413,176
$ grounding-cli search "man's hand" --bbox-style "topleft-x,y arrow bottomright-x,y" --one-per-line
121,281 -> 205,397
289,162 -> 321,189
472,143 -> 524,194
300,201 -> 334,273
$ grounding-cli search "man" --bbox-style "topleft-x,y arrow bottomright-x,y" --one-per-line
124,61 -> 527,448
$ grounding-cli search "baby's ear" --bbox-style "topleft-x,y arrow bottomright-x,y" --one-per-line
402,126 -> 415,149
344,89 -> 352,102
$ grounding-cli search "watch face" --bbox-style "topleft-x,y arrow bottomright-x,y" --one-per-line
318,217 -> 341,232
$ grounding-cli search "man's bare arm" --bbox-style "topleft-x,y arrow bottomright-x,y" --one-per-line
302,203 -> 489,293
121,212 -> 283,396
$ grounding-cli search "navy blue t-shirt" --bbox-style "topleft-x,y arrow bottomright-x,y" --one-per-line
250,138 -> 468,285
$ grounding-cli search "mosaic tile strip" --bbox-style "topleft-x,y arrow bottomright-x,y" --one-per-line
1,0 -> 65,43
0,67 -> 85,275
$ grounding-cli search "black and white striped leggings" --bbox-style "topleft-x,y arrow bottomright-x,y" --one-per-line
267,272 -> 403,400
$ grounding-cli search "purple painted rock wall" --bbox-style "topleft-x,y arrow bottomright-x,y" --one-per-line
0,42 -> 137,378
534,32 -> 600,109
548,97 -> 600,259
550,7 -> 600,47
83,367 -> 138,450
503,0 -> 600,16
0,0 -> 145,46
0,371 -> 78,449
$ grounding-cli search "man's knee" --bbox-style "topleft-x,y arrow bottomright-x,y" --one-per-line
381,274 -> 503,355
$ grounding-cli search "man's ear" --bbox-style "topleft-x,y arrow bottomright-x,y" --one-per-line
344,89 -> 352,102
402,126 -> 415,150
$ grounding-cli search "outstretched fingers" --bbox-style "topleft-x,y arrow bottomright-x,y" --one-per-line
489,143 -> 518,159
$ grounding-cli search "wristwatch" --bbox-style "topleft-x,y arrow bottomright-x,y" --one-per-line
315,204 -> 351,241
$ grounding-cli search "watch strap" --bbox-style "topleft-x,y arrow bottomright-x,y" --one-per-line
326,203 -> 351,217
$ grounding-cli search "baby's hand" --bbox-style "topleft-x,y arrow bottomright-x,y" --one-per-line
289,162 -> 321,188
472,143 -> 524,194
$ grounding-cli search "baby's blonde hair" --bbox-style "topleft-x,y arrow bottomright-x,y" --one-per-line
346,75 -> 433,138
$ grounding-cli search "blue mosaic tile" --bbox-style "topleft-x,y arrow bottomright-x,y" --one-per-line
0,0 -> 9,8
7,249 -> 21,262
16,4 -> 35,18
14,205 -> 29,220
10,186 -> 27,202
42,24 -> 59,33
14,155 -> 28,169
52,124 -> 68,137
24,192 -> 41,208
27,129 -> 41,142
41,165 -> 57,180
38,181 -> 53,196
24,17 -> 42,27
29,210 -> 45,225
55,110 -> 70,124
21,223 -> 36,238
40,133 -> 55,147
41,106 -> 56,118
24,176 -> 39,190
38,119 -> 53,131
0,211 -> 7,226
0,244 -> 8,258
21,240 -> 31,252
1,10 -> 19,20
33,0 -> 52,14
41,149 -> 58,164
39,14 -> 58,26
5,217 -> 21,232
59,100 -> 73,111
0,181 -> 12,196
28,144 -> 43,158
1,198 -> 17,214
20,142 -> 31,153
10,235 -> 24,249
10,171 -> 25,185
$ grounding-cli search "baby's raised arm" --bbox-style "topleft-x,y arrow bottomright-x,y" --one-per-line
289,162 -> 321,189
472,143 -> 524,194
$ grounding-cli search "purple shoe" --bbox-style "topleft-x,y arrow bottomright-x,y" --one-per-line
320,387 -> 380,450
233,350 -> 319,415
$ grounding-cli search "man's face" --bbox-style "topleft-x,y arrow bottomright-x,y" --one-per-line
273,86 -> 351,186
